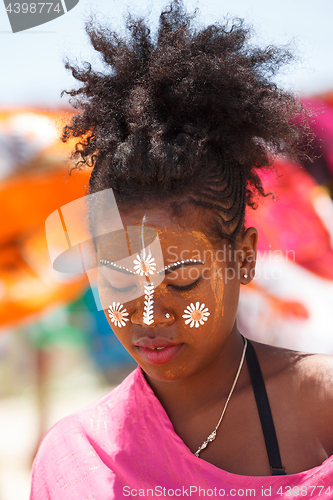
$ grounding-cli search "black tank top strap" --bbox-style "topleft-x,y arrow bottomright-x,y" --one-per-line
244,338 -> 286,476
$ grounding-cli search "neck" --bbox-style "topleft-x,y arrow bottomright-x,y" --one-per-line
144,326 -> 249,421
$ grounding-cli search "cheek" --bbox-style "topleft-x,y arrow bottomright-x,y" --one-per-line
176,290 -> 218,341
102,301 -> 133,347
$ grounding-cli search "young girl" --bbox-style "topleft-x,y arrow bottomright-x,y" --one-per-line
30,2 -> 333,498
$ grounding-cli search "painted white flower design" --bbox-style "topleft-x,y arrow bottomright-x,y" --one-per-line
108,302 -> 129,327
182,302 -> 210,328
133,253 -> 156,276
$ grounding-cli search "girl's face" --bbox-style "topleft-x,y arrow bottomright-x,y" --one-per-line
96,207 -> 257,382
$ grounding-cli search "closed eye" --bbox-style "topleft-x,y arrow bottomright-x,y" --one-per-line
169,277 -> 202,291
109,284 -> 137,293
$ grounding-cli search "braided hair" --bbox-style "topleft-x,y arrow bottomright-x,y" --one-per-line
61,0 -> 311,244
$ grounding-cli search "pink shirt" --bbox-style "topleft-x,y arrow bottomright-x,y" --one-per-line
30,367 -> 333,499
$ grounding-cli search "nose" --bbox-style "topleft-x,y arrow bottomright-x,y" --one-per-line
131,284 -> 175,326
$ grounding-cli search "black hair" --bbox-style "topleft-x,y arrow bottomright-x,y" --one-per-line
61,0 -> 312,244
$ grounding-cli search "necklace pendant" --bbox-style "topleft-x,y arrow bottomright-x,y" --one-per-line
207,430 -> 217,442
195,440 -> 208,457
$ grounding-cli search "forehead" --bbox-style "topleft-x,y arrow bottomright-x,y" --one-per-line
121,207 -> 212,248
95,206 -> 215,257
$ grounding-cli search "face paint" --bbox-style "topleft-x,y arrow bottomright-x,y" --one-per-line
210,257 -> 225,328
97,206 -> 249,382
160,258 -> 204,273
133,253 -> 156,276
143,283 -> 155,325
182,302 -> 210,328
131,214 -> 158,276
108,302 -> 130,327
100,259 -> 135,274
135,214 -> 156,325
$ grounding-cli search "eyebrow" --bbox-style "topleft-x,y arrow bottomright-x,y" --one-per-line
100,260 -> 135,275
99,258 -> 205,275
161,260 -> 205,275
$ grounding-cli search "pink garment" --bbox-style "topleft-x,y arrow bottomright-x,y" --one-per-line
30,367 -> 333,499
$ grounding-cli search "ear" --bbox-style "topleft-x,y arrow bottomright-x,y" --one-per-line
238,227 -> 258,284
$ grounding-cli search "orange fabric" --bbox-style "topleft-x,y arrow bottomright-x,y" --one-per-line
0,169 -> 91,328
0,109 -> 92,328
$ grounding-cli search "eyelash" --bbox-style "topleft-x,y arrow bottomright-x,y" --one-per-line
106,278 -> 202,293
169,277 -> 202,291
108,284 -> 137,294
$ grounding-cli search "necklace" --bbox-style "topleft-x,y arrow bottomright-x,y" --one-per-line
194,335 -> 248,457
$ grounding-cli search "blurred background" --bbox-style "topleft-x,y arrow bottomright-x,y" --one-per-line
0,0 -> 333,498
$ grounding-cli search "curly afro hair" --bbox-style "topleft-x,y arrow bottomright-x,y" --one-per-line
61,0 -> 311,244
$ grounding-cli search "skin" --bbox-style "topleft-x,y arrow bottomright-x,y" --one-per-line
96,206 -> 333,477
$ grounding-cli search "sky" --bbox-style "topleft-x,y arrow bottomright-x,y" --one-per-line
0,0 -> 332,108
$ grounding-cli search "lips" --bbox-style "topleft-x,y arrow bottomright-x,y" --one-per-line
135,338 -> 178,349
134,338 -> 183,365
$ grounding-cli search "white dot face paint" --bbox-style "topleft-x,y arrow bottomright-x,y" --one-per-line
143,283 -> 155,325
182,301 -> 210,328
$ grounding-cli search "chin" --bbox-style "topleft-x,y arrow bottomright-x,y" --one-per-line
141,363 -> 191,382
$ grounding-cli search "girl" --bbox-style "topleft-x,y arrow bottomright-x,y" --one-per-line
31,2 -> 333,498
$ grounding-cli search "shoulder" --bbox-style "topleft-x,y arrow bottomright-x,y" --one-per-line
250,340 -> 333,450
251,339 -> 333,400
293,351 -> 333,431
